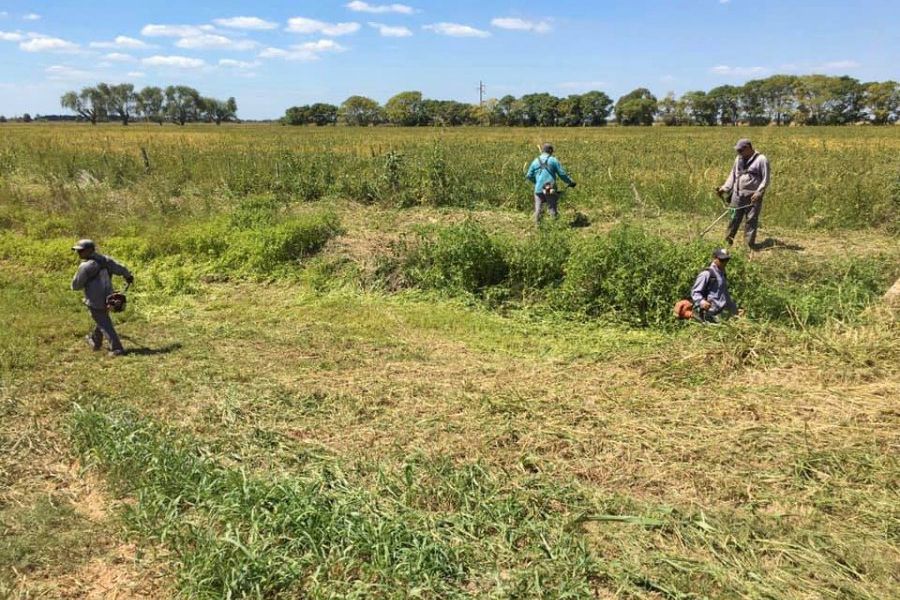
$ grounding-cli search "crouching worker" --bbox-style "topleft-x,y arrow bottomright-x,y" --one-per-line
690,248 -> 740,323
526,143 -> 575,225
71,239 -> 134,356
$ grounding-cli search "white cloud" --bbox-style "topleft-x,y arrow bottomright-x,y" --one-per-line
259,39 -> 347,61
175,34 -> 257,50
815,60 -> 861,71
346,1 -> 415,14
423,22 -> 490,38
213,16 -> 278,30
368,22 -> 412,37
0,30 -> 24,42
20,35 -> 80,53
127,71 -> 146,78
103,52 -> 136,62
219,58 -> 261,68
142,55 -> 206,68
710,65 -> 768,77
660,74 -> 676,83
141,24 -> 205,37
285,17 -> 360,36
90,35 -> 151,49
45,65 -> 93,80
491,17 -> 551,34
23,13 -> 41,21
720,0 -> 731,4
0,11 -> 8,18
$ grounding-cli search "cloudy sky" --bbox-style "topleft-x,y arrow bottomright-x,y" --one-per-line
0,0 -> 896,119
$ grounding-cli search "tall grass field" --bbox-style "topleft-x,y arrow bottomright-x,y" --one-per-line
1,123 -> 898,599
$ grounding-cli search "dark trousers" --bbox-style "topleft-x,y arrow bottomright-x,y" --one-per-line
534,192 -> 559,225
89,308 -> 123,351
726,197 -> 762,247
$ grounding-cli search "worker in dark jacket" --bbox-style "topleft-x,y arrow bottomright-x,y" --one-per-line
691,248 -> 739,323
71,239 -> 133,356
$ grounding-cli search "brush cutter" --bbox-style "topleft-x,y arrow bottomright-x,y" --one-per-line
106,281 -> 130,313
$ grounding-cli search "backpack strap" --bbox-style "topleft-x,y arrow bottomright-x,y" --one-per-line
86,255 -> 110,283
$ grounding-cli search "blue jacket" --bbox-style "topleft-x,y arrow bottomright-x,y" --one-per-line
526,153 -> 574,195
691,262 -> 737,315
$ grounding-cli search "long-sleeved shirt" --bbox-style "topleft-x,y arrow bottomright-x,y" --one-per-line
721,152 -> 770,202
690,262 -> 737,315
71,253 -> 132,309
526,153 -> 574,195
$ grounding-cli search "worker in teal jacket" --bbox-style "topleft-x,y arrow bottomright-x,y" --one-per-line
526,143 -> 576,225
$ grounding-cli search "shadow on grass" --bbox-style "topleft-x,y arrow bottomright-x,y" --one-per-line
119,338 -> 183,357
753,237 -> 805,252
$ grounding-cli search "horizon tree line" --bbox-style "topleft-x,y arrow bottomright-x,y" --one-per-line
283,75 -> 899,127
59,84 -> 237,126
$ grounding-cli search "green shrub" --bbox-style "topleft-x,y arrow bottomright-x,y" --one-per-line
505,224 -> 573,294
403,220 -> 508,294
559,225 -> 709,326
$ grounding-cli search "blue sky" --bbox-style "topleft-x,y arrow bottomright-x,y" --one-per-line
0,0 -> 897,119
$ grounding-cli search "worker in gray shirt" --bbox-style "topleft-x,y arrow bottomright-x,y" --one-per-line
691,248 -> 739,323
718,139 -> 770,249
71,239 -> 133,356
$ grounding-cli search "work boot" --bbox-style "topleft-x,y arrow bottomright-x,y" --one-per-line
108,348 -> 126,357
85,335 -> 101,351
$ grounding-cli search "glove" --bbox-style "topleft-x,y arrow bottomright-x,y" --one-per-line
125,275 -> 135,285
569,182 -> 577,188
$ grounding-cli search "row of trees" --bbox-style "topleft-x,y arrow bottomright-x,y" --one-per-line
283,76 -> 900,127
60,84 -> 238,126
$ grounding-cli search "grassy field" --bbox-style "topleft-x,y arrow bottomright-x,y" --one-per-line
1,123 -> 898,599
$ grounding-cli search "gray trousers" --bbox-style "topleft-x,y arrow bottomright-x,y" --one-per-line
726,196 -> 763,247
534,192 -> 559,224
89,308 -> 123,351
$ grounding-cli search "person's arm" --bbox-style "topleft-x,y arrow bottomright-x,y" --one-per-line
719,159 -> 736,194
71,261 -> 97,291
551,157 -> 575,186
753,155 -> 770,199
690,271 -> 709,305
525,159 -> 538,183
106,257 -> 134,283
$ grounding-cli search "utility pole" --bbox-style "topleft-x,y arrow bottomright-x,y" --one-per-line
478,81 -> 486,107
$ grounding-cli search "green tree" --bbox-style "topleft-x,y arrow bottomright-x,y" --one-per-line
60,86 -> 107,125
137,86 -> 165,125
283,105 -> 310,125
202,97 -> 239,125
579,91 -> 613,126
740,79 -> 768,125
339,95 -> 382,126
864,81 -> 900,124
307,103 -> 338,126
758,75 -> 798,125
99,83 -> 137,126
557,95 -> 584,126
384,91 -> 426,126
657,92 -> 678,126
681,90 -> 718,125
164,85 -> 201,126
708,85 -> 741,125
491,95 -> 517,126
519,93 -> 559,126
615,88 -> 657,126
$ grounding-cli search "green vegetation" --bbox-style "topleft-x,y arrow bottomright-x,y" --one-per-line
1,123 -> 897,598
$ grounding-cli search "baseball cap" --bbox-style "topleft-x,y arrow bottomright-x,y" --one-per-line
713,248 -> 731,261
72,239 -> 95,252
734,138 -> 752,151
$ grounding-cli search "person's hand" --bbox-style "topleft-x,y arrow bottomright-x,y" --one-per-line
125,275 -> 134,285
737,308 -> 746,317
700,300 -> 711,311
751,192 -> 762,203
569,182 -> 576,188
